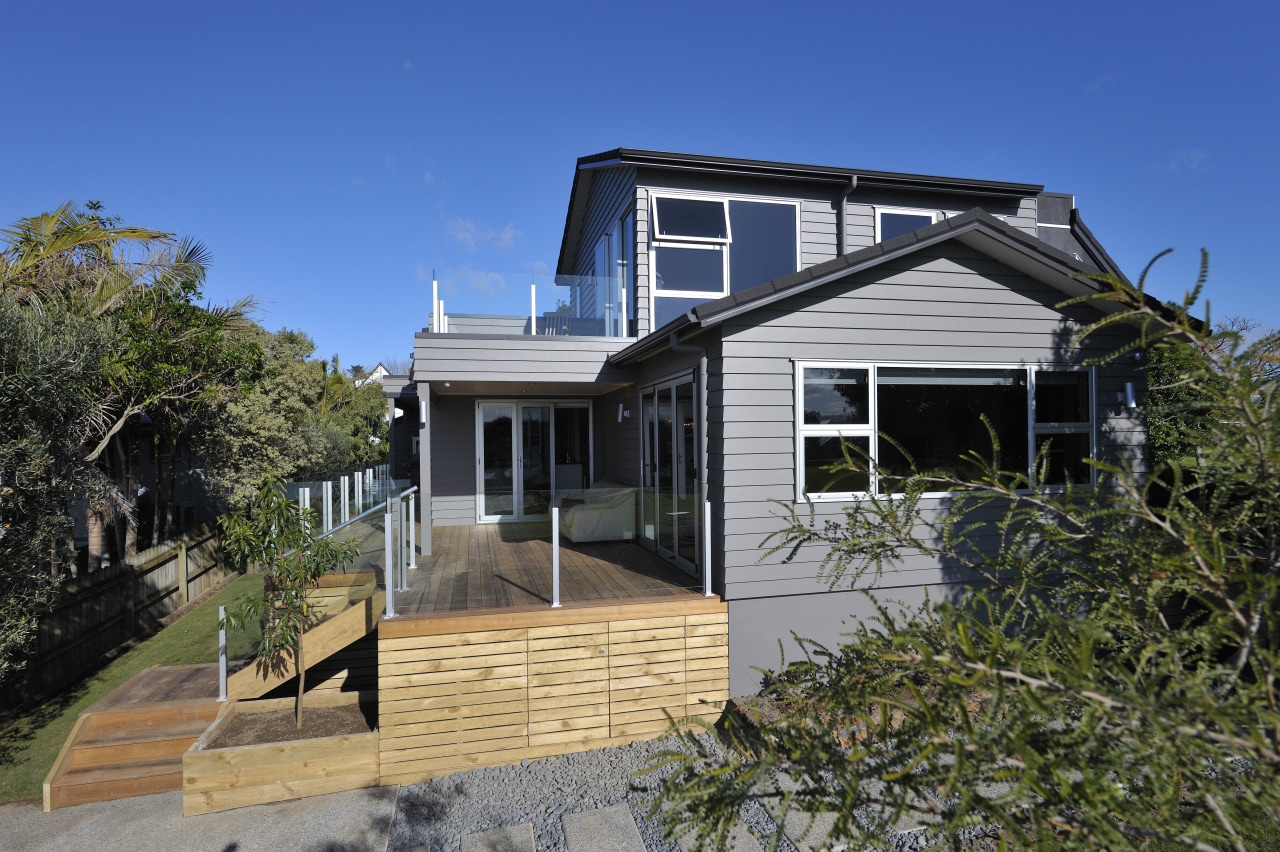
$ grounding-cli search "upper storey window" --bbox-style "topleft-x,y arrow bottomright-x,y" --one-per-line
650,195 -> 798,329
877,208 -> 936,242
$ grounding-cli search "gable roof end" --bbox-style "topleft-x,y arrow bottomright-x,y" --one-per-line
610,210 -> 1146,366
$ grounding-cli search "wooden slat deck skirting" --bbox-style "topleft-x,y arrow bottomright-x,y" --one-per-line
377,596 -> 729,786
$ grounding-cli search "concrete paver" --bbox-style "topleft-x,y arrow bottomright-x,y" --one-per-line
460,822 -> 536,852
562,804 -> 646,852
0,786 -> 398,852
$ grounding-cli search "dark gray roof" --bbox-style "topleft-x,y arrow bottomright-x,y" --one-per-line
610,209 -> 1149,366
578,149 -> 1043,196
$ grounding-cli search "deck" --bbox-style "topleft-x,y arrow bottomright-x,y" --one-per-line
395,522 -> 704,617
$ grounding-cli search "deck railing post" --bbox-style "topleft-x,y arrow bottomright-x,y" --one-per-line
551,507 -> 562,608
407,491 -> 416,573
355,472 -> 363,514
218,605 -> 227,701
397,496 -> 410,592
704,500 -> 714,597
323,480 -> 333,532
384,498 -> 396,618
340,475 -> 350,523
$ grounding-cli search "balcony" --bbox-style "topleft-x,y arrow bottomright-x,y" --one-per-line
426,273 -> 631,338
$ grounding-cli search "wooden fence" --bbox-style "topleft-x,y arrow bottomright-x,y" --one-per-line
18,523 -> 233,701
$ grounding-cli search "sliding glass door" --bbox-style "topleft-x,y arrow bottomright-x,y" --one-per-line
641,378 -> 700,575
477,402 -> 589,522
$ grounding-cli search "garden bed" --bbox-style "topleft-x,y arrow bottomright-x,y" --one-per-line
182,691 -> 378,815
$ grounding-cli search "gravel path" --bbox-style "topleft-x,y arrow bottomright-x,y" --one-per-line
388,734 -> 692,852
385,732 -> 1004,852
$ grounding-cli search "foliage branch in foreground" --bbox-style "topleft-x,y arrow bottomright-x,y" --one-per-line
653,254 -> 1280,851
220,474 -> 359,728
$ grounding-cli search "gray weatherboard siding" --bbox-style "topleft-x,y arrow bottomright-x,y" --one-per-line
707,239 -> 1144,604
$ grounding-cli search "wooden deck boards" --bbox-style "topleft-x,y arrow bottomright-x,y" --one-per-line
88,663 -> 220,711
397,523 -> 701,617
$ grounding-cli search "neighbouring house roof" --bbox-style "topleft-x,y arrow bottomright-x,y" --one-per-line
609,209 -> 1149,366
557,148 -> 1045,276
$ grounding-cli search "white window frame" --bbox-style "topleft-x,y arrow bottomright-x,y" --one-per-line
875,207 -> 940,242
794,361 -> 1096,501
796,362 -> 877,501
648,192 -> 800,326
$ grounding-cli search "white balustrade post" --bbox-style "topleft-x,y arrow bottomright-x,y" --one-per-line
218,606 -> 228,701
323,481 -> 333,531
704,500 -> 714,597
407,492 -> 416,572
340,476 -> 350,523
551,507 -> 562,608
355,472 -> 363,514
384,499 -> 396,618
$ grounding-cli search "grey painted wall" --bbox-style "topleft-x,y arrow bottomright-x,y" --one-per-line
709,239 -> 1146,606
413,334 -> 631,384
728,581 -> 977,694
429,394 -> 478,525
593,385 -> 641,487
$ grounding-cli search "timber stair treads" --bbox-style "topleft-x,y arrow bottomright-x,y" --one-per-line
44,679 -> 222,811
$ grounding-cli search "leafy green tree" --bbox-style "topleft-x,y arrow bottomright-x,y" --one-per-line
1,202 -> 255,556
199,329 -> 389,509
220,474 -> 358,728
197,327 -> 323,510
0,203 -> 254,674
655,255 -> 1280,851
0,294 -> 112,679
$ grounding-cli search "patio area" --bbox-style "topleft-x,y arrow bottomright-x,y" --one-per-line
393,522 -> 705,617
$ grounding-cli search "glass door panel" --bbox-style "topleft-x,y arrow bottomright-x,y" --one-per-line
640,379 -> 700,577
674,381 -> 698,564
480,404 -> 514,518
642,392 -> 657,542
656,392 -> 674,553
521,406 -> 552,517
554,407 -> 590,491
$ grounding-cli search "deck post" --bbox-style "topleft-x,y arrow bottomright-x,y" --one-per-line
323,480 -> 333,531
396,497 -> 410,592
340,475 -> 350,523
407,492 -> 417,570
384,498 -> 397,618
550,507 -> 562,608
218,605 -> 227,701
704,500 -> 714,597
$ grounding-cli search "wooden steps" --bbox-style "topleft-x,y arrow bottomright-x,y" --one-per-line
44,688 -> 222,811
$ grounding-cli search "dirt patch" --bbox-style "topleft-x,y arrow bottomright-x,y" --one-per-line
207,702 -> 373,749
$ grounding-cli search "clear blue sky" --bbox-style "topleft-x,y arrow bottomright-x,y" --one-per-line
3,1 -> 1277,369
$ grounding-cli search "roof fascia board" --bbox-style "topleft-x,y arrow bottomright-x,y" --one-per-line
615,149 -> 1042,198
1069,209 -> 1130,285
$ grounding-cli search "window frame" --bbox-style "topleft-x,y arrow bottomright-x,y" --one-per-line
794,361 -> 1097,501
648,192 -> 800,326
875,207 -> 939,242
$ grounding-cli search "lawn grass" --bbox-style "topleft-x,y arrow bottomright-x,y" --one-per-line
0,571 -> 264,804
1146,805 -> 1280,851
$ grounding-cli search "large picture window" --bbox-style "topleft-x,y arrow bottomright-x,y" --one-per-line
650,194 -> 798,329
797,363 -> 1095,498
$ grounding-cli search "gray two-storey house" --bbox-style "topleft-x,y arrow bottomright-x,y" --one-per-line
384,148 -> 1146,695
